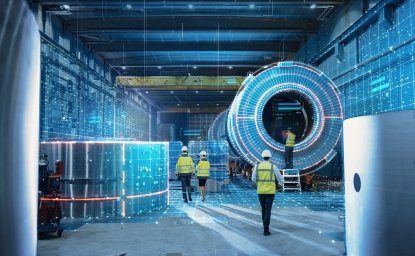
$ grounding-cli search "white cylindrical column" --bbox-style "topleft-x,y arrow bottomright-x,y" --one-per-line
344,110 -> 415,255
0,0 -> 40,255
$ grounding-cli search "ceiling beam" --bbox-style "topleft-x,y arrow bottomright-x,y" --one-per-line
117,76 -> 245,90
66,17 -> 320,31
89,41 -> 301,52
40,1 -> 346,6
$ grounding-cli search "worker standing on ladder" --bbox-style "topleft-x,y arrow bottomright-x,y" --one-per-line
196,151 -> 210,201
176,146 -> 195,203
284,127 -> 296,169
252,150 -> 284,236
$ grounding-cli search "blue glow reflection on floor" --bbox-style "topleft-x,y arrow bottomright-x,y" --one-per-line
61,176 -> 344,228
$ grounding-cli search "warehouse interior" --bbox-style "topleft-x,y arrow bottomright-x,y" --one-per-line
1,0 -> 415,255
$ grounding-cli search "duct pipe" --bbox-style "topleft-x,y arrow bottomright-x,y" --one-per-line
0,1 -> 40,255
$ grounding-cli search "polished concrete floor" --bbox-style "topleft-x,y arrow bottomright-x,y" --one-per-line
37,177 -> 346,256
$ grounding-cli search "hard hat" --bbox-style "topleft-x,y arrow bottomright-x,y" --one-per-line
181,146 -> 188,152
199,151 -> 207,157
261,150 -> 272,158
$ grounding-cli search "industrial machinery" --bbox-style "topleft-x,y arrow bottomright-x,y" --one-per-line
208,61 -> 343,172
38,154 -> 63,239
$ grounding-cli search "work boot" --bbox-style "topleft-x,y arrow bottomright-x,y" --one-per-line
264,228 -> 271,236
187,187 -> 192,201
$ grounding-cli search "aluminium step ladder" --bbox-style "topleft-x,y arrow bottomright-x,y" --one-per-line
281,169 -> 301,192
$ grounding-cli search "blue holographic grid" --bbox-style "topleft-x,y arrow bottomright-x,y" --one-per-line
40,34 -> 151,141
317,1 -> 415,119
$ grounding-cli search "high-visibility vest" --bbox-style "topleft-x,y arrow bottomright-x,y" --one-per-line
285,132 -> 296,147
197,159 -> 210,178
256,162 -> 276,194
176,154 -> 195,174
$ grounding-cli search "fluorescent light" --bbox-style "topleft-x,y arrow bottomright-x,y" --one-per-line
157,66 -> 162,69
121,66 -> 126,70
188,4 -> 194,9
125,4 -> 132,10
193,66 -> 197,69
60,4 -> 71,10
310,4 -> 317,9
249,4 -> 255,9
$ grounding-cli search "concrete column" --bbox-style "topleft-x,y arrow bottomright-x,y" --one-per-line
0,0 -> 40,255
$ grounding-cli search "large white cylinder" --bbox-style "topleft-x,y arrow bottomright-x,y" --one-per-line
343,110 -> 415,256
0,0 -> 40,255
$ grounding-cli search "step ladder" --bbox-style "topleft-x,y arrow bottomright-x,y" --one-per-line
282,169 -> 301,192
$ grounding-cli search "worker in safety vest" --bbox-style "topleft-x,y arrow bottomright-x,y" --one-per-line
251,149 -> 284,236
196,151 -> 210,202
284,127 -> 296,169
175,146 -> 195,203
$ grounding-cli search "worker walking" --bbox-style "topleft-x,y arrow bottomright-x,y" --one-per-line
252,150 -> 284,236
196,151 -> 210,201
176,146 -> 195,203
284,127 -> 296,169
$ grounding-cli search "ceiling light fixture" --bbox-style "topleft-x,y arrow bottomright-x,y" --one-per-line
193,66 -> 197,69
188,4 -> 194,9
249,4 -> 255,9
310,4 -> 317,9
125,4 -> 132,10
170,91 -> 174,94
228,66 -> 233,69
195,91 -> 199,94
121,66 -> 126,70
60,4 -> 70,10
157,66 -> 162,69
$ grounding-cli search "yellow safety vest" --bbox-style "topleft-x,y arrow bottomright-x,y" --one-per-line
176,155 -> 195,175
285,132 -> 296,147
197,159 -> 210,178
256,162 -> 276,194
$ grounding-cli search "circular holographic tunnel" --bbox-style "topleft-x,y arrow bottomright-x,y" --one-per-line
211,61 -> 343,171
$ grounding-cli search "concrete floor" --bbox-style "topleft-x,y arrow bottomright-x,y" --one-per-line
37,177 -> 345,256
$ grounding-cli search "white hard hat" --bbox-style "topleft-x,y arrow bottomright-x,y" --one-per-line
199,151 -> 207,157
181,146 -> 188,152
261,150 -> 271,158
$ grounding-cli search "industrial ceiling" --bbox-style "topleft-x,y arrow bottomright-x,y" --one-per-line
31,0 -> 347,111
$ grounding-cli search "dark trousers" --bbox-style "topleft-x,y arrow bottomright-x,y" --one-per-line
284,146 -> 294,168
180,174 -> 192,200
258,194 -> 275,231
